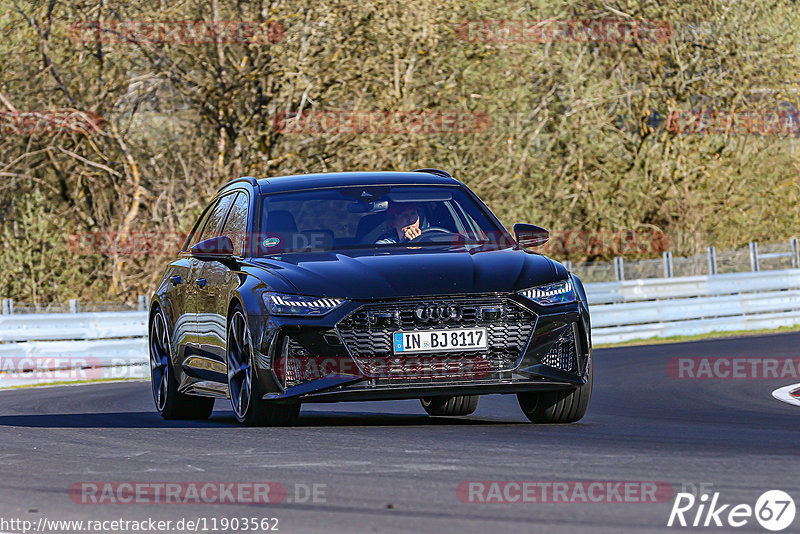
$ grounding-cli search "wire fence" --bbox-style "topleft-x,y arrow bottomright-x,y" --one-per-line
560,238 -> 798,284
1,297 -> 148,315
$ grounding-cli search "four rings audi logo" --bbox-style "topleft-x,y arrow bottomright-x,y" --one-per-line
414,304 -> 462,322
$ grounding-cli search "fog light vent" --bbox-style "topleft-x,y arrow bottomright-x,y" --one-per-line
275,337 -> 314,389
541,329 -> 578,373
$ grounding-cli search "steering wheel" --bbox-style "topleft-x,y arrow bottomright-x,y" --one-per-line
410,227 -> 458,243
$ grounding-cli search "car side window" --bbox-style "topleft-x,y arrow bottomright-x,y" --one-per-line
193,194 -> 237,246
185,200 -> 218,251
220,192 -> 250,256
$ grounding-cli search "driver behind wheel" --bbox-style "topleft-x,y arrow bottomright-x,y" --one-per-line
375,202 -> 426,244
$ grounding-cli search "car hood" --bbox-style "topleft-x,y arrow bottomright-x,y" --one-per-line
250,247 -> 562,300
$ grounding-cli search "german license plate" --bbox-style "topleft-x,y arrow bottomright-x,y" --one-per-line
392,328 -> 487,354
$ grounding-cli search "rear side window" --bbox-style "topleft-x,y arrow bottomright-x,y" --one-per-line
220,192 -> 250,256
185,200 -> 217,251
192,194 -> 236,247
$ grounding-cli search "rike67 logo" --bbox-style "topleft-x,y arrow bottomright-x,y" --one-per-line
668,490 -> 796,531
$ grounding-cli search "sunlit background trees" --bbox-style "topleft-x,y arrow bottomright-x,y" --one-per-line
1,0 -> 798,303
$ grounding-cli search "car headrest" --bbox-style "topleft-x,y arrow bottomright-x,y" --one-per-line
267,210 -> 298,233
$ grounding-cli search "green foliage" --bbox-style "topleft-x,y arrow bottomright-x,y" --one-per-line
0,190 -> 99,304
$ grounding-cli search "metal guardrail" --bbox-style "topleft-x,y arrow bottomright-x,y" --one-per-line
1,269 -> 799,382
0,311 -> 147,342
0,311 -> 149,385
587,269 -> 800,344
585,270 -> 800,304
591,311 -> 800,345
590,290 -> 800,327
0,338 -> 147,364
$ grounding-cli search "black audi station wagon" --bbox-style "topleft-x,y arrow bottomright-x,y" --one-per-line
149,169 -> 592,425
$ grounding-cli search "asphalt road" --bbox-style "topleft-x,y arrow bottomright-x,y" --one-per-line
1,333 -> 799,534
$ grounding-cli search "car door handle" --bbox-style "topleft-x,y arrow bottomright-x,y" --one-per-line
170,275 -> 182,286
196,278 -> 207,288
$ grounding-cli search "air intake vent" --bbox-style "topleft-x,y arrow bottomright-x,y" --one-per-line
541,328 -> 578,374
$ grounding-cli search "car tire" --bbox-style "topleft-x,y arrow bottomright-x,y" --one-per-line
227,305 -> 301,426
149,306 -> 214,420
517,358 -> 593,424
420,395 -> 479,416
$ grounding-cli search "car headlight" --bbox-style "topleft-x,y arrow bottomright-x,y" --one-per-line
265,293 -> 346,316
518,279 -> 576,306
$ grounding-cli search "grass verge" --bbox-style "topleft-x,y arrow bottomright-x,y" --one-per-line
0,377 -> 147,390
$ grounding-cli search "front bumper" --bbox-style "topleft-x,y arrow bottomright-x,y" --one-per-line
251,293 -> 591,403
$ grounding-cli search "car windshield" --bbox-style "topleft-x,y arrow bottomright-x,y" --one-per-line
255,185 -> 513,255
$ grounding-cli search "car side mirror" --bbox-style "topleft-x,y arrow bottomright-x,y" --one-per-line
514,223 -> 549,249
190,236 -> 234,260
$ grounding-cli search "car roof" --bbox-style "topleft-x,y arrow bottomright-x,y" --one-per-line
219,171 -> 462,195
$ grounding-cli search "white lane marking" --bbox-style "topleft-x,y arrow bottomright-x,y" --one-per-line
259,460 -> 372,468
772,383 -> 800,407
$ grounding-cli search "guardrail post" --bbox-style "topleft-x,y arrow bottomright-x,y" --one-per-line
708,246 -> 717,275
1,298 -> 12,315
663,251 -> 673,278
614,256 -> 625,281
792,237 -> 799,269
69,299 -> 79,313
749,242 -> 759,272
138,294 -> 149,311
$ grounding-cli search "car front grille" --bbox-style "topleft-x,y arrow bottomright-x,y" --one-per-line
336,296 -> 536,381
